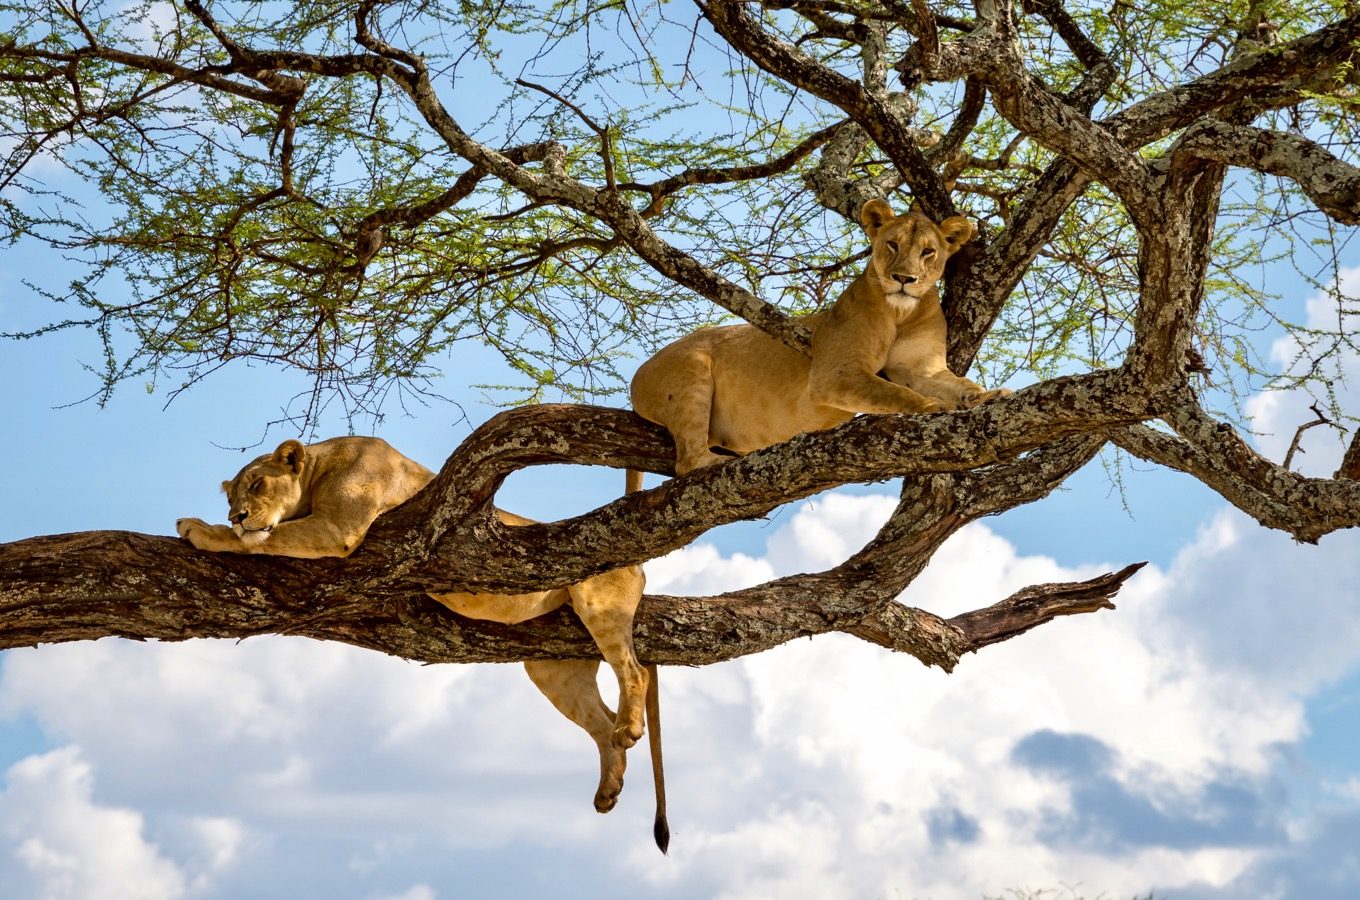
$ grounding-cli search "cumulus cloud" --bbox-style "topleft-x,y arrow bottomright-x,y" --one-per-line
0,746 -> 188,900
2,486 -> 1358,899
0,635 -> 619,846
637,492 -> 1360,900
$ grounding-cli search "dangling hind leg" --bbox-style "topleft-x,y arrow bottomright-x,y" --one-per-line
523,659 -> 628,813
567,566 -> 648,748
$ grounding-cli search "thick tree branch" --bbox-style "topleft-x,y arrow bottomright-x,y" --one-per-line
0,524 -> 1137,674
1124,153 -> 1225,388
393,375 -> 1156,592
1176,120 -> 1360,226
0,420 -> 1135,674
1112,401 -> 1360,543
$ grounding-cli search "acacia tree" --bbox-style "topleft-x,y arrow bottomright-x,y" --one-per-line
1,0 -> 1357,672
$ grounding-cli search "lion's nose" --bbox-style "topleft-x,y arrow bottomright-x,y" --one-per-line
230,510 -> 248,525
894,273 -> 918,286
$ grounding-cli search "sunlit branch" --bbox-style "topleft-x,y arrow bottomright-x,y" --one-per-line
1111,401 -> 1360,543
1176,120 -> 1360,226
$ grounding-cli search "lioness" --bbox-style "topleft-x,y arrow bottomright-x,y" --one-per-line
631,198 -> 1009,474
176,436 -> 669,851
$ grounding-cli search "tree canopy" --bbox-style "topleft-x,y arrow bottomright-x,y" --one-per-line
1,0 -> 1358,669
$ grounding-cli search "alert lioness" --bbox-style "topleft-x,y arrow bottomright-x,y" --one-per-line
176,436 -> 668,851
631,198 -> 1009,474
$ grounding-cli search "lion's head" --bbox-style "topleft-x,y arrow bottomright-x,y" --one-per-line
220,440 -> 308,540
860,199 -> 974,305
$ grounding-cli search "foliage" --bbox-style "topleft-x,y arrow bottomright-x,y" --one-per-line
1,0 -> 1354,422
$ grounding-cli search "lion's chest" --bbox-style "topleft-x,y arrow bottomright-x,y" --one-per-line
884,292 -> 921,317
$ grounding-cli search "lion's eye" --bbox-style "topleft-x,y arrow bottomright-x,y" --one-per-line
250,479 -> 264,493
886,241 -> 899,253
921,247 -> 936,258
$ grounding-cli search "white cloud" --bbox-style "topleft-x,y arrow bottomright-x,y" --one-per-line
0,746 -> 188,900
372,886 -> 437,900
635,493 -> 1360,899
2,489 -> 1358,899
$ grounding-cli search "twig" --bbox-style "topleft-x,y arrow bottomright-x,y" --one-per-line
516,78 -> 616,190
1283,402 -> 1344,471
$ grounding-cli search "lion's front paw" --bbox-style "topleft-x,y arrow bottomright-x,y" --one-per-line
919,399 -> 946,414
176,518 -> 238,552
961,387 -> 1011,409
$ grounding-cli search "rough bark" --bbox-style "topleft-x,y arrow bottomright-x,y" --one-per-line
2,2 -> 1359,678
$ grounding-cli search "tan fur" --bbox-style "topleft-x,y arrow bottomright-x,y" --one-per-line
176,437 -> 666,843
631,199 -> 1010,474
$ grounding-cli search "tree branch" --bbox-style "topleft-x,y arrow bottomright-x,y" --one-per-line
1111,400 -> 1360,543
1105,13 -> 1360,147
695,0 -> 955,219
948,563 -> 1146,654
386,376 -> 1155,592
1175,120 -> 1360,226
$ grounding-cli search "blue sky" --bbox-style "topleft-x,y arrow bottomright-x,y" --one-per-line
1,4 -> 1358,891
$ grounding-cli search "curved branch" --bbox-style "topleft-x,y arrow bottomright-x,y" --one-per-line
389,375 -> 1156,591
1175,120 -> 1360,225
978,57 -> 1158,227
1111,400 -> 1360,543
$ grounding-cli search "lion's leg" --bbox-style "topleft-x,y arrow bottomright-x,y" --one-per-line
809,368 -> 945,414
176,515 -> 366,559
886,365 -> 1010,411
636,349 -> 727,475
242,517 -> 367,558
523,659 -> 628,814
566,566 -> 648,750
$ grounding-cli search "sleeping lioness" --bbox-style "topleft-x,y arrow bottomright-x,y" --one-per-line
631,198 -> 1009,474
176,436 -> 669,851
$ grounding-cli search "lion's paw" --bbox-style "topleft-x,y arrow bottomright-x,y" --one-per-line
177,517 -> 239,552
961,387 -> 1011,409
612,719 -> 644,750
594,786 -> 620,814
594,754 -> 625,814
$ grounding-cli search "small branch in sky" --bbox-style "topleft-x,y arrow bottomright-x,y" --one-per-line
516,78 -> 617,190
1283,403 -> 1345,471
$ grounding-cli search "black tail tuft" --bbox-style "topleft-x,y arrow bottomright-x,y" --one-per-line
654,814 -> 670,854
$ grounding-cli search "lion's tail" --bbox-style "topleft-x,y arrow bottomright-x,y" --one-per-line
646,663 -> 669,853
624,467 -> 668,853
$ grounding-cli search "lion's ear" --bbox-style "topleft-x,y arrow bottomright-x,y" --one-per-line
220,481 -> 232,494
273,439 -> 307,474
938,216 -> 975,252
859,199 -> 896,237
